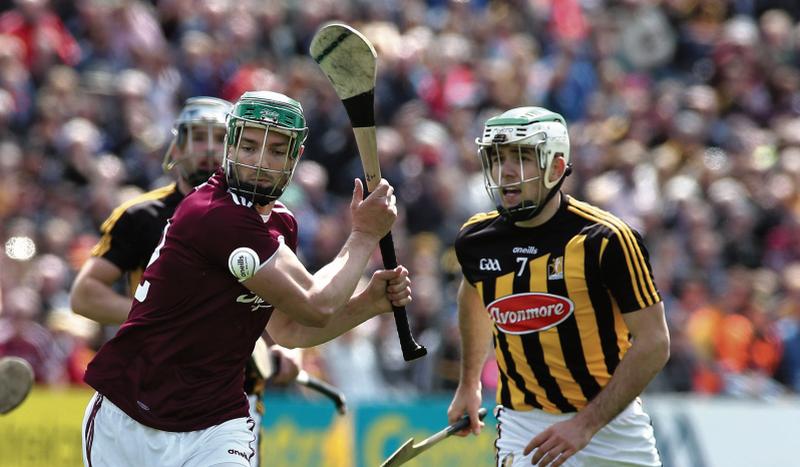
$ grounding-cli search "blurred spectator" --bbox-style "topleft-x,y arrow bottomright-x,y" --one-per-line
0,0 -> 80,78
776,263 -> 800,392
2,0 -> 800,399
0,286 -> 60,383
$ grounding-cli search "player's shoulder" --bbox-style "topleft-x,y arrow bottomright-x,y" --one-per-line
271,201 -> 297,222
186,173 -> 246,214
455,209 -> 502,253
100,183 -> 178,230
119,183 -> 178,214
185,185 -> 285,229
460,209 -> 501,232
187,186 -> 249,225
564,196 -> 640,240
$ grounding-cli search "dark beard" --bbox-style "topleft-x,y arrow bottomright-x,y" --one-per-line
234,181 -> 283,206
185,169 -> 215,187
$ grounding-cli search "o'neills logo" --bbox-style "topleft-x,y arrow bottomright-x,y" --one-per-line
487,293 -> 574,334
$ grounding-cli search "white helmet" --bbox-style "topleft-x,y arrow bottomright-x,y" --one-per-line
162,96 -> 232,187
476,106 -> 570,220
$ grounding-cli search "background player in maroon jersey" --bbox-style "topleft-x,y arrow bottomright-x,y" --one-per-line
70,96 -> 303,466
447,107 -> 669,466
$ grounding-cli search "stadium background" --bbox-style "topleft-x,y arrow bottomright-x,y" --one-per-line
2,0 -> 800,465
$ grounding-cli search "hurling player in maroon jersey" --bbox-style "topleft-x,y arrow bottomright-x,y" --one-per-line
81,91 -> 411,467
71,96 -> 302,466
447,107 -> 668,467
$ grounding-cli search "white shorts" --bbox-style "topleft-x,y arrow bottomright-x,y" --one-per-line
495,398 -> 661,467
82,392 -> 257,467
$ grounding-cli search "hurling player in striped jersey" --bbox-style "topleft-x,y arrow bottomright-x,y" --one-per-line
448,107 -> 669,467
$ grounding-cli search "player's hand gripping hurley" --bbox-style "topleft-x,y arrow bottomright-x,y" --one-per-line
310,23 -> 426,361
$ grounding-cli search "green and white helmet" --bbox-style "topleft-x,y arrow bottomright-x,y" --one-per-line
476,106 -> 570,220
224,91 -> 308,205
162,96 -> 232,187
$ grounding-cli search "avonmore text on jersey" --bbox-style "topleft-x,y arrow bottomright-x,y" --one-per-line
489,303 -> 567,324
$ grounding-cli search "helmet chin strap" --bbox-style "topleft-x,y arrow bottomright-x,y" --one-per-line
499,164 -> 572,223
234,181 -> 282,206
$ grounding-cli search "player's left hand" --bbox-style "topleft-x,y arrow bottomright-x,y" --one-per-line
268,345 -> 301,384
523,417 -> 593,466
367,265 -> 412,312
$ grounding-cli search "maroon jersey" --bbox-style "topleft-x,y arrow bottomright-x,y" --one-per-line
84,170 -> 298,432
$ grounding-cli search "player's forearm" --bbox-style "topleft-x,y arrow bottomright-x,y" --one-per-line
70,277 -> 132,325
457,283 -> 493,388
572,331 -> 669,434
307,231 -> 378,315
271,290 -> 379,348
458,311 -> 492,388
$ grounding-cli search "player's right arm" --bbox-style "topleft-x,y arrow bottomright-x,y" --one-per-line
243,178 -> 396,328
447,277 -> 493,436
70,257 -> 132,325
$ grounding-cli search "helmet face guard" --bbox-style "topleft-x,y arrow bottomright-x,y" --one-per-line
476,107 -> 570,221
479,142 -> 545,217
224,91 -> 308,206
163,97 -> 232,187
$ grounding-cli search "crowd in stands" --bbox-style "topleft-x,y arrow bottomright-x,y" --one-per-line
2,0 -> 800,403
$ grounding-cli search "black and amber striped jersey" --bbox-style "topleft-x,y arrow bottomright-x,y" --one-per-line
455,195 -> 661,414
91,183 -> 184,294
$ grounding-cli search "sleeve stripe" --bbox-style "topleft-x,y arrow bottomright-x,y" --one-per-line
91,235 -> 112,257
271,207 -> 293,215
567,200 -> 659,308
253,235 -> 285,277
599,237 -> 609,259
272,202 -> 294,216
569,199 -> 659,305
